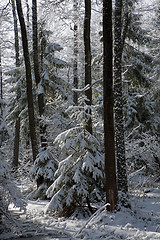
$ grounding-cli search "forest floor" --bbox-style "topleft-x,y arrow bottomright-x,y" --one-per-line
1,168 -> 160,240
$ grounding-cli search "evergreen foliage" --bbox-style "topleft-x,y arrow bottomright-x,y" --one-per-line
0,0 -> 159,221
122,0 -> 158,138
5,66 -> 32,146
29,28 -> 71,199
46,95 -> 104,215
30,147 -> 58,199
0,98 -> 12,144
126,133 -> 160,178
0,155 -> 26,232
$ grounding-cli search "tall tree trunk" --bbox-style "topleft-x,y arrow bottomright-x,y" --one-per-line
84,0 -> 92,134
103,0 -> 118,211
73,0 -> 78,105
32,0 -> 47,150
114,0 -> 129,205
0,46 -> 2,109
0,42 -> 3,147
11,0 -> 21,168
16,0 -> 38,161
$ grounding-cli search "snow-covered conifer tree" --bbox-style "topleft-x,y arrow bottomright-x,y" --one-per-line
30,147 -> 58,199
123,0 -> 160,178
123,0 -> 159,138
46,94 -> 104,216
30,28 -> 71,199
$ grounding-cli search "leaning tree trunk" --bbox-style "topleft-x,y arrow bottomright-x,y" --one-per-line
114,0 -> 129,207
84,0 -> 92,135
11,0 -> 21,168
103,0 -> 118,211
32,0 -> 47,151
16,0 -> 38,161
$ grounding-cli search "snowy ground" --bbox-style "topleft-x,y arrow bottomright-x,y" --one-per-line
1,170 -> 160,240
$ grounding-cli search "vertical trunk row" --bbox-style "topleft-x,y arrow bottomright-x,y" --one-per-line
84,0 -> 92,135
114,0 -> 129,200
32,0 -> 47,150
16,0 -> 38,162
103,0 -> 118,211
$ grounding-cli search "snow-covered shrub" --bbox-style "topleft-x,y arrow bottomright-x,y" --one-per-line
46,95 -> 104,216
126,133 -> 160,178
124,80 -> 160,143
0,97 -> 12,144
4,66 -> 33,150
30,147 -> 58,199
0,154 -> 26,233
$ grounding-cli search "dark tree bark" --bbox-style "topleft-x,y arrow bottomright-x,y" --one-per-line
0,43 -> 3,147
0,45 -> 2,116
114,0 -> 129,205
103,0 -> 118,211
16,0 -> 38,161
73,0 -> 78,105
11,0 -> 21,168
84,0 -> 92,134
32,0 -> 47,149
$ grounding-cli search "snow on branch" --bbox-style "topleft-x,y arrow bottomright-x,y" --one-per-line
72,84 -> 90,93
75,203 -> 110,237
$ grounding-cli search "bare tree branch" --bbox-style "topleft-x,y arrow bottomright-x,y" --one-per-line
0,0 -> 11,18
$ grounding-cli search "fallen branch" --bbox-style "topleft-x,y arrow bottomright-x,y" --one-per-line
74,203 -> 110,237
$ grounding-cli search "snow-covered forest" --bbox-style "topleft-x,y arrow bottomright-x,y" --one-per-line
0,0 -> 160,239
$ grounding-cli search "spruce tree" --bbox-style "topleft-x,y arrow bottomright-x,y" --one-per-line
123,0 -> 160,177
30,31 -> 69,199
123,0 -> 157,137
46,95 -> 103,216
